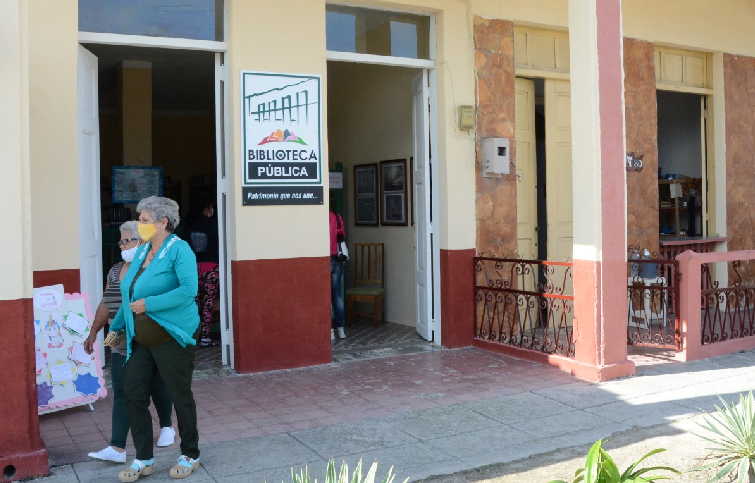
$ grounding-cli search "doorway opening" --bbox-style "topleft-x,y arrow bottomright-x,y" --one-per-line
327,61 -> 438,362
82,44 -> 227,373
657,90 -> 708,239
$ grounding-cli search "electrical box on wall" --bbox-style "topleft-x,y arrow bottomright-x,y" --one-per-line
458,105 -> 475,131
481,137 -> 510,177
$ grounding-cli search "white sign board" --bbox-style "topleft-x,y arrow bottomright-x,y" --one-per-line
241,72 -> 323,205
33,284 -> 106,414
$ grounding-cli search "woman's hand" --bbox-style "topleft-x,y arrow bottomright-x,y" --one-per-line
83,333 -> 97,354
130,299 -> 147,314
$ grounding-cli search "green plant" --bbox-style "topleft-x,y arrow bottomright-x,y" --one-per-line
289,459 -> 408,483
695,391 -> 755,483
548,439 -> 680,483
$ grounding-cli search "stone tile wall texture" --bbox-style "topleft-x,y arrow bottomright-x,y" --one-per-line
724,54 -> 755,267
623,38 -> 660,255
474,17 -> 518,258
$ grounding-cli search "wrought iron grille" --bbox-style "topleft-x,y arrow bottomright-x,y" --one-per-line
627,259 -> 680,349
701,260 -> 755,345
473,258 -> 575,358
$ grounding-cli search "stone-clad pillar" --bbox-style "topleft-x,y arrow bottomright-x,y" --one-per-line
568,0 -> 634,381
624,38 -> 660,255
0,0 -> 49,479
473,17 -> 517,258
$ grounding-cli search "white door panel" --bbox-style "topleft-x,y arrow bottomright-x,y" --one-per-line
413,71 -> 432,342
545,79 -> 573,264
215,53 -> 233,367
77,45 -> 104,364
515,78 -> 538,261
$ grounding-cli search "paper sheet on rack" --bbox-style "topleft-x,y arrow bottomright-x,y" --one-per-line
49,362 -> 75,384
33,284 -> 64,311
70,344 -> 92,365
35,350 -> 46,374
63,312 -> 89,336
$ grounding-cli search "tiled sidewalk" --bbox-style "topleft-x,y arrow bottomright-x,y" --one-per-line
36,347 -> 755,482
40,348 -> 571,466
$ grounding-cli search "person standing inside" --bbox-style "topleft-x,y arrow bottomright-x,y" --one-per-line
109,196 -> 201,482
84,221 -> 175,464
330,209 -> 347,341
187,198 -> 220,346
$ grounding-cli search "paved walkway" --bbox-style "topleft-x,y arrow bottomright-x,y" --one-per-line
35,347 -> 755,483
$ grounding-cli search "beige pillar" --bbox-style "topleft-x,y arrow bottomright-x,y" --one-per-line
0,0 -> 49,477
568,0 -> 634,381
121,60 -> 152,165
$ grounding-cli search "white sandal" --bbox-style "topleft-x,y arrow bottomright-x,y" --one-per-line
118,459 -> 155,482
169,455 -> 200,479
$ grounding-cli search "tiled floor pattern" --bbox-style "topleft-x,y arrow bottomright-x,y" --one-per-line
39,347 -> 575,467
332,320 -> 437,362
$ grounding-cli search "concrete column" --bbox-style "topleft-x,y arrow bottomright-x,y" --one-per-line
568,0 -> 634,381
121,60 -> 152,165
0,0 -> 49,479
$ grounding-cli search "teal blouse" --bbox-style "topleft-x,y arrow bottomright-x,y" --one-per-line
110,234 -> 200,360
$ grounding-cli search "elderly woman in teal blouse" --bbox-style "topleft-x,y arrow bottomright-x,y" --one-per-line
110,196 -> 201,482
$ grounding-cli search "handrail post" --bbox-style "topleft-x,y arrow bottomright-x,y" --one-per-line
677,250 -> 703,361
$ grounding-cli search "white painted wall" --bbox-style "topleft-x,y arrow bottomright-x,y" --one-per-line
1,0 -> 32,300
21,0 -> 755,274
328,61 -> 418,326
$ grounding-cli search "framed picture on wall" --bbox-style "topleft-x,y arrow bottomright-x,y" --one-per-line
112,166 -> 164,204
354,164 -> 379,225
380,159 -> 408,226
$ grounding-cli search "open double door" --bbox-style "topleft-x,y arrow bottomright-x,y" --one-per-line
515,77 -> 573,263
77,45 -> 234,366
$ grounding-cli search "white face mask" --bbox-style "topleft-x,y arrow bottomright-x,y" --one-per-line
121,246 -> 139,263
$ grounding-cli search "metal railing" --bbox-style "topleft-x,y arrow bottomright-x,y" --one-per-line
473,258 -> 575,358
627,259 -> 680,350
701,260 -> 755,345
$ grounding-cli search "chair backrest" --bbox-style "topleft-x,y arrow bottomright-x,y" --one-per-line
352,243 -> 384,287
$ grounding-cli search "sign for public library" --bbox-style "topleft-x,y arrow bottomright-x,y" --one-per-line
241,71 -> 323,205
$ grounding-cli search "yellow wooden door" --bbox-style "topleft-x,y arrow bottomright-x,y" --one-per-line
515,77 -> 538,260
545,79 -> 573,262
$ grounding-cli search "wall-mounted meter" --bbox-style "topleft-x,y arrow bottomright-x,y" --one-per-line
481,137 -> 510,177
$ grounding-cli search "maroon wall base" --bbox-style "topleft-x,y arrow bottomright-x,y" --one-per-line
231,257 -> 332,373
33,269 -> 80,293
0,299 -> 48,481
440,249 -> 475,348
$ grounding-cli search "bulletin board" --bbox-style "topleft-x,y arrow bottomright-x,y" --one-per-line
112,166 -> 164,204
33,284 -> 107,415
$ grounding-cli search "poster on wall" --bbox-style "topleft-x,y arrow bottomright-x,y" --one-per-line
33,284 -> 107,415
354,164 -> 378,225
112,166 -> 164,204
380,159 -> 409,226
241,71 -> 323,205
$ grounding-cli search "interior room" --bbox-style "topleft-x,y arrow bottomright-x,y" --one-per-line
657,90 -> 706,239
85,44 -> 223,368
327,60 -> 433,361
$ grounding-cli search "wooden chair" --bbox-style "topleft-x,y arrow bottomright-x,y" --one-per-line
346,243 -> 385,327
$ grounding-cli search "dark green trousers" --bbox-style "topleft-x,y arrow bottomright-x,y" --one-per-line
110,352 -> 172,449
124,339 -> 199,460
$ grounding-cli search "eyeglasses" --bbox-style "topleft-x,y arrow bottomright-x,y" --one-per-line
118,238 -> 140,247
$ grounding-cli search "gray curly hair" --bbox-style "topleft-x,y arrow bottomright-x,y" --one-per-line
119,220 -> 139,239
137,196 -> 181,232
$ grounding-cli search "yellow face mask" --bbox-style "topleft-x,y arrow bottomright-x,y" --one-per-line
137,222 -> 157,241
